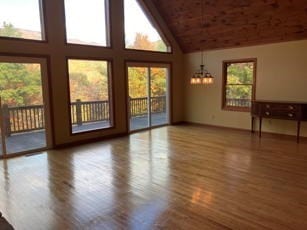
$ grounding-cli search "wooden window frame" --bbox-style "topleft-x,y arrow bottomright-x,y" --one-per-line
125,61 -> 171,132
0,0 -> 47,42
66,57 -> 114,135
123,0 -> 172,53
63,0 -> 111,48
222,58 -> 257,112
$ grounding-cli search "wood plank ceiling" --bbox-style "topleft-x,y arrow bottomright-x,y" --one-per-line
151,0 -> 307,53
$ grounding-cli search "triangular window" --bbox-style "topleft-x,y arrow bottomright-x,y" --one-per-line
124,0 -> 171,52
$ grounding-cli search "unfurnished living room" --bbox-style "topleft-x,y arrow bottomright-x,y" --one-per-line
0,0 -> 307,229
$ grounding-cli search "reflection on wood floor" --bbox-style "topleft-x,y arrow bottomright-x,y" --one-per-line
1,125 -> 307,229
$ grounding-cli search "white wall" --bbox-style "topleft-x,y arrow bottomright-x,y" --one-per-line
184,40 -> 307,137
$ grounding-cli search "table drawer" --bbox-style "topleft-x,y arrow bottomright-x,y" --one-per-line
261,103 -> 298,111
261,110 -> 298,119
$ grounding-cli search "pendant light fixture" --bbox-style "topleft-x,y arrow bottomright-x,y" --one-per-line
190,0 -> 214,85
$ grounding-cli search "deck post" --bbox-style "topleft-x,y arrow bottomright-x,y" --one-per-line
76,99 -> 82,126
2,104 -> 11,137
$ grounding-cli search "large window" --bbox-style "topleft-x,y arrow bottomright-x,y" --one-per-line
0,56 -> 52,157
0,0 -> 45,40
124,0 -> 170,52
67,59 -> 113,134
222,59 -> 256,111
64,0 -> 109,46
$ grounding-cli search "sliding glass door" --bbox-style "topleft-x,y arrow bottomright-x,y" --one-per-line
150,67 -> 168,127
0,56 -> 51,157
127,63 -> 169,131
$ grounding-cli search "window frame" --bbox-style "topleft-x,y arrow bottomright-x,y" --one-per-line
0,54 -> 53,158
0,0 -> 47,42
123,0 -> 172,53
125,61 -> 172,132
63,0 -> 111,48
66,57 -> 114,135
222,58 -> 257,112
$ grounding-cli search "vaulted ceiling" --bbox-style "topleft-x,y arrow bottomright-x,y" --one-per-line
151,0 -> 307,53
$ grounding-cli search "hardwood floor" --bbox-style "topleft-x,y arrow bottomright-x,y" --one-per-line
1,125 -> 307,229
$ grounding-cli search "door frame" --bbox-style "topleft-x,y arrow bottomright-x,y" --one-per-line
125,61 -> 171,133
0,55 -> 53,158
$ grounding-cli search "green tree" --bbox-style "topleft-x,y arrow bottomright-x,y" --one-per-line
0,63 -> 42,106
151,68 -> 167,96
226,63 -> 253,100
0,22 -> 21,38
68,60 -> 109,102
128,67 -> 167,98
128,67 -> 148,98
154,40 -> 167,52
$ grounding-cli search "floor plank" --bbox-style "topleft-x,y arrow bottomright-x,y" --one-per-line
0,125 -> 307,229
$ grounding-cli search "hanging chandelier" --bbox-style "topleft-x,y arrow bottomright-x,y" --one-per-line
190,0 -> 214,85
190,51 -> 214,85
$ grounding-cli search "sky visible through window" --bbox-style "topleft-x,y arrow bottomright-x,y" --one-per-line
0,0 -> 42,32
64,0 -> 107,45
0,0 -> 163,46
125,0 -> 161,44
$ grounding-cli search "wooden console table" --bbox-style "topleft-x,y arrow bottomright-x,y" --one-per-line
251,100 -> 307,142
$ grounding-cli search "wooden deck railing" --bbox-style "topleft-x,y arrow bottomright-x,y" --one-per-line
70,99 -> 110,126
226,98 -> 251,107
1,96 -> 167,136
2,104 -> 45,135
129,96 -> 166,116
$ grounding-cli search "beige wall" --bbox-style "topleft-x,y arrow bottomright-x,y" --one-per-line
184,40 -> 307,137
0,0 -> 184,146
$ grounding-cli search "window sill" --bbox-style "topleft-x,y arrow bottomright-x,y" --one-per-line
222,106 -> 251,112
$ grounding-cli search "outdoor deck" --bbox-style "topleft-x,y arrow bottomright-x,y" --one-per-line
0,112 -> 168,156
130,112 -> 168,130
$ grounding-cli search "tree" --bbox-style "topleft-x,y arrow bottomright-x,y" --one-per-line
129,33 -> 155,51
226,63 -> 253,100
128,67 -> 148,98
0,63 -> 42,106
0,22 -> 21,38
150,68 -> 167,96
128,67 -> 167,98
0,23 -> 42,106
128,32 -> 167,52
154,40 -> 167,52
68,60 -> 109,102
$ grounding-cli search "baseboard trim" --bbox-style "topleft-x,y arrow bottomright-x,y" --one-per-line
54,122 -> 185,149
54,132 -> 128,149
181,121 -> 307,141
171,120 -> 185,125
181,121 -> 249,132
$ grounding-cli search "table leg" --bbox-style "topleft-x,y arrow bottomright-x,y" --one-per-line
297,120 -> 301,143
259,117 -> 262,138
251,117 -> 255,133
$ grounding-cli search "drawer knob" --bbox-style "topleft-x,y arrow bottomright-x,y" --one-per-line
288,113 -> 294,117
265,111 -> 270,116
289,106 -> 294,110
266,104 -> 270,108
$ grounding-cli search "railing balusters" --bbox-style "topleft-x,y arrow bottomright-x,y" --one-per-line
23,108 -> 27,131
4,96 -> 166,135
41,108 -> 44,129
30,108 -> 33,129
226,98 -> 251,107
17,109 -> 20,132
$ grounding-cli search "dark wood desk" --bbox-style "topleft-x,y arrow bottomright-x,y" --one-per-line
251,100 -> 307,142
